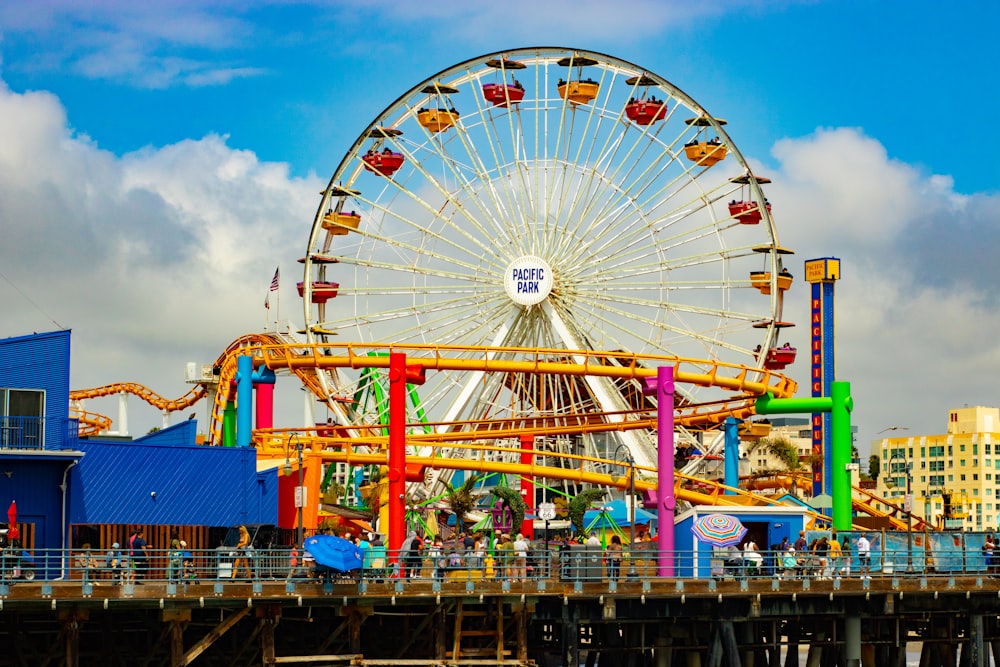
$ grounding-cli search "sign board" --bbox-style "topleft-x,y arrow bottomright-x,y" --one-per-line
294,486 -> 307,509
904,493 -> 913,513
537,502 -> 557,521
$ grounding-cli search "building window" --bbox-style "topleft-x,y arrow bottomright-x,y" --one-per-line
0,387 -> 45,449
974,444 -> 979,455
961,474 -> 967,481
974,474 -> 979,481
961,444 -> 967,452
949,446 -> 954,456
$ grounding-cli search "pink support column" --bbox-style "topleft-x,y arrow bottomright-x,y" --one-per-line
656,365 -> 676,577
387,352 -> 407,569
519,434 -> 534,538
255,382 -> 274,430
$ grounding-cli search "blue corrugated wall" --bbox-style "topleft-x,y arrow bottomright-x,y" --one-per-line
0,330 -> 80,579
0,329 -> 71,450
70,428 -> 277,526
70,420 -> 278,526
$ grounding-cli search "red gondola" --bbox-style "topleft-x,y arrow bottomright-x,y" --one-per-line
296,281 -> 340,305
483,82 -> 525,108
728,200 -> 772,225
362,150 -> 405,177
625,99 -> 667,125
757,345 -> 797,370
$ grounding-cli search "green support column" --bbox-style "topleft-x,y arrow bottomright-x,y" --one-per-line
755,380 -> 854,530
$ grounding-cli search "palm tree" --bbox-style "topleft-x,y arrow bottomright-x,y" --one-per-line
445,474 -> 481,534
747,435 -> 805,495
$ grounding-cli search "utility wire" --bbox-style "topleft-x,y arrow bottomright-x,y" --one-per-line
0,268 -> 66,330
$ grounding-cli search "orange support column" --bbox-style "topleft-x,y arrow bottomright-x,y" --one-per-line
520,434 -> 534,539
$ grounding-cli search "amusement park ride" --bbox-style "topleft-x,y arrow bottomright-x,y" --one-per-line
68,47 -> 919,558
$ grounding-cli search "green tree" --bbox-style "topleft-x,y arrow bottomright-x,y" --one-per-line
747,435 -> 801,474
445,474 -> 482,534
868,454 -> 881,483
568,488 -> 606,535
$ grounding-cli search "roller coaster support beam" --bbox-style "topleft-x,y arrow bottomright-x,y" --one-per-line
236,356 -> 277,447
255,368 -> 276,430
236,356 -> 253,447
643,366 -> 676,577
755,380 -> 854,530
724,417 -> 739,494
520,434 -> 534,538
387,353 -> 427,565
388,352 -> 407,564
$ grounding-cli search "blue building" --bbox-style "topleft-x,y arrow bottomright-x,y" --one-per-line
674,505 -> 810,578
0,330 -> 277,576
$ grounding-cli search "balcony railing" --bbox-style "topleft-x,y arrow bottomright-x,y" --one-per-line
0,416 -> 79,451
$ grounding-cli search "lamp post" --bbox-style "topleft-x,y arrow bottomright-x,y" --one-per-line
285,434 -> 305,547
614,444 -> 638,579
887,451 -> 913,573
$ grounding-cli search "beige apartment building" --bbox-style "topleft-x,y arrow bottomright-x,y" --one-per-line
874,406 -> 1000,531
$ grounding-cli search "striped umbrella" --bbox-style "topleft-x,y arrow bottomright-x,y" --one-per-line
691,513 -> 747,547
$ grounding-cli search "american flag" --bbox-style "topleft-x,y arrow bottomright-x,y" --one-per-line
269,267 -> 280,292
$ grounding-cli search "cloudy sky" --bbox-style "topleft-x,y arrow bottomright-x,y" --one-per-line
0,0 -> 997,452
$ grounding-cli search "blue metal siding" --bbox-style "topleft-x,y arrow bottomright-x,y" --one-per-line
0,330 -> 71,450
69,439 -> 277,526
132,420 -> 197,447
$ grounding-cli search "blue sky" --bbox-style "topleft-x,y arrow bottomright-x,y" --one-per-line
1,0 -> 998,453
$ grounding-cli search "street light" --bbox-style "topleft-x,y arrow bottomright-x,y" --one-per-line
886,450 -> 913,573
284,433 -> 304,547
614,444 -> 638,579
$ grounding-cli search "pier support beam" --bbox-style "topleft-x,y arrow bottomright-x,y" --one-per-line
562,605 -> 580,667
59,610 -> 87,667
844,615 -> 860,667
654,632 -> 673,667
962,614 -> 984,667
163,608 -> 192,667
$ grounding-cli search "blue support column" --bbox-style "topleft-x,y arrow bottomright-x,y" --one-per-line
724,417 -> 740,493
236,355 -> 253,448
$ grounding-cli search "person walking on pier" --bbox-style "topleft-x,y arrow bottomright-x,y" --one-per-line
129,529 -> 149,583
743,539 -> 763,578
105,542 -> 124,585
828,533 -> 843,579
606,535 -> 623,581
512,533 -> 529,581
857,533 -> 872,581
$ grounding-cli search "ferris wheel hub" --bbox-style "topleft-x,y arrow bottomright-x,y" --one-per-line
504,255 -> 554,306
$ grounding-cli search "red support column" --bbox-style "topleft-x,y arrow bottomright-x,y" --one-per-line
387,352 -> 407,568
519,434 -> 534,538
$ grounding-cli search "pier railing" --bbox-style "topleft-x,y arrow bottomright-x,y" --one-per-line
5,540 -> 997,591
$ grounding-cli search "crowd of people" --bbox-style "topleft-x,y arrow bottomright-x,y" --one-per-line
719,531 -> 877,581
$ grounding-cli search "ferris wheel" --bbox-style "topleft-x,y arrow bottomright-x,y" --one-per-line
301,47 -> 792,473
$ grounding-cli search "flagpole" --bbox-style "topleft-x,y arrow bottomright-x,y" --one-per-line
276,263 -> 280,331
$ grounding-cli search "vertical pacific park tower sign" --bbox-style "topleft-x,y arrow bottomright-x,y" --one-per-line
504,256 -> 554,306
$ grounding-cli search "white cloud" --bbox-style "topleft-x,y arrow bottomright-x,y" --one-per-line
762,127 -> 1000,448
0,79 -> 322,431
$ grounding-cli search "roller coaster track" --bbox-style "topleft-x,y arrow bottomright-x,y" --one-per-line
746,473 -> 932,531
72,336 -> 934,530
70,407 -> 113,436
208,341 -> 799,447
69,382 -> 206,412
